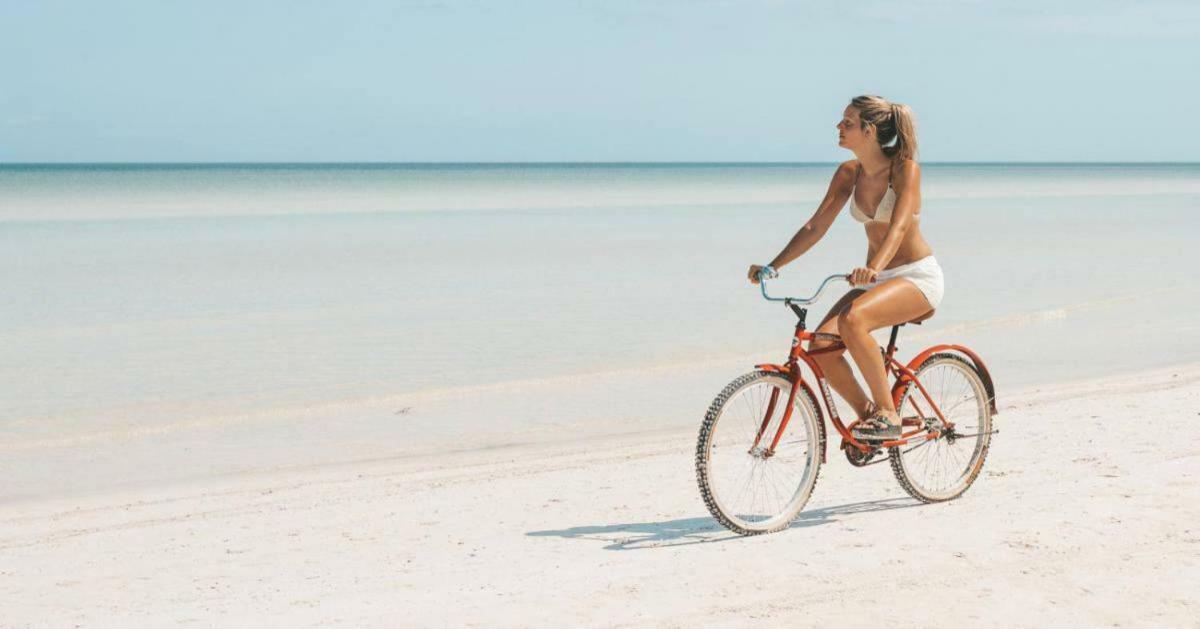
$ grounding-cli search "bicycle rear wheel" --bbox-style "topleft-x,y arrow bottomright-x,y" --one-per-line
889,353 -> 993,502
696,370 -> 823,535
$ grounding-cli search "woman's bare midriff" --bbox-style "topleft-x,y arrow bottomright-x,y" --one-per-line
864,220 -> 934,269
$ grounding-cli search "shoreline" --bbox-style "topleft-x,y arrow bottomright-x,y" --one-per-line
4,359 -> 1199,511
2,361 -> 1197,625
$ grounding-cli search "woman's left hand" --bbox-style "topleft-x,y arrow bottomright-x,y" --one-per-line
848,266 -> 879,286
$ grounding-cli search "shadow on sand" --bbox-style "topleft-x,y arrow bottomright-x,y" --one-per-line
526,496 -> 922,551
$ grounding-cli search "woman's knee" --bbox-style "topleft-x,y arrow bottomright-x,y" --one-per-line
837,305 -> 865,331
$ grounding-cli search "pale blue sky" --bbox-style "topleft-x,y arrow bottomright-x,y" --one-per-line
2,1 -> 1197,162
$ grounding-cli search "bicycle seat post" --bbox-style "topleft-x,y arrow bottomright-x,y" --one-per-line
886,324 -> 900,355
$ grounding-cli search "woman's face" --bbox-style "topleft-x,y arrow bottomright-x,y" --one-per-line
837,106 -> 871,150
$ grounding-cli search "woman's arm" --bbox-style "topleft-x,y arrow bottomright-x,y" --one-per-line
866,160 -> 921,272
764,162 -> 856,270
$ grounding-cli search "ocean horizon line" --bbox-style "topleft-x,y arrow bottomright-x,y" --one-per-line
1,160 -> 1198,169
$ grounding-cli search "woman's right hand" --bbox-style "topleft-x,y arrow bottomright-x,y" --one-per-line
747,264 -> 776,284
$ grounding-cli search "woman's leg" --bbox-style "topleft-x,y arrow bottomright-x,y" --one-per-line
808,289 -> 874,419
837,278 -> 933,424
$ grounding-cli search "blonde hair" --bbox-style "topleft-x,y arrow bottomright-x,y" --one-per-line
850,95 -> 918,162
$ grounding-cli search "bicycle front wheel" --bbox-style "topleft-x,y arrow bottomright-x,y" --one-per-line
696,370 -> 823,535
889,353 -> 993,502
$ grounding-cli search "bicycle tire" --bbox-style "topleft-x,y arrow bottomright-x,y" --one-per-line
888,353 -> 993,502
696,370 -> 823,535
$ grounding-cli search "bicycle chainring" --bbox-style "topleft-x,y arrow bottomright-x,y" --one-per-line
843,443 -> 879,467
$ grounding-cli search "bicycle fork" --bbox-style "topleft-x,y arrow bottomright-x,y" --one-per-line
749,370 -> 802,459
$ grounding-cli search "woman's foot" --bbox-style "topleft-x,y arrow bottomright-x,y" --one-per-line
851,408 -> 902,443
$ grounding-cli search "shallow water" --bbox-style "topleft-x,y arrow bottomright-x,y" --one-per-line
2,163 -> 1198,498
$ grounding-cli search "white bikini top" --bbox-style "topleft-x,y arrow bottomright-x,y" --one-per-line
849,162 -> 918,224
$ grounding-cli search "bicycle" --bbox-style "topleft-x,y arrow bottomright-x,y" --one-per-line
695,270 -> 999,535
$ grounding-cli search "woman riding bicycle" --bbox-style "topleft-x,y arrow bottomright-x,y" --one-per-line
747,95 -> 944,443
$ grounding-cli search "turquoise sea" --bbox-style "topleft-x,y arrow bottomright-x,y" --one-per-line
3,163 -> 1198,499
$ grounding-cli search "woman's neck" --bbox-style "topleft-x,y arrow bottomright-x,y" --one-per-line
853,146 -> 891,177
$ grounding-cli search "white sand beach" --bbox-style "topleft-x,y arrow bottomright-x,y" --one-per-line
6,0 -> 1200,623
3,363 -> 1197,627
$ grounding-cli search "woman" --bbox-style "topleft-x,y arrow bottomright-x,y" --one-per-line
746,95 -> 943,442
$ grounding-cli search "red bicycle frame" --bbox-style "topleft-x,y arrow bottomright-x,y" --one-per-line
747,314 -> 996,463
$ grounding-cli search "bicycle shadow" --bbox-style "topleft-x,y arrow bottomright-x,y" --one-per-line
526,496 -> 921,551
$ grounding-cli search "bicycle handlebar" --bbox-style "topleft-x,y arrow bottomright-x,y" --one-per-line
758,269 -> 851,305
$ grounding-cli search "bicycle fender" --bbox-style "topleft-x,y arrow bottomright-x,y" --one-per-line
753,363 -> 789,374
903,345 -> 999,416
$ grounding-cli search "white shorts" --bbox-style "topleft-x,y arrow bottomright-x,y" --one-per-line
862,255 -> 944,309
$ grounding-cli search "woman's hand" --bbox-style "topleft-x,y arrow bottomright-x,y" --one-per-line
747,264 -> 777,285
848,266 -> 879,287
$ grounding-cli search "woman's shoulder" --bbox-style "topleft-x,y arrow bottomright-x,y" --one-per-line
823,160 -> 859,196
892,158 -> 920,177
833,159 -> 859,187
891,158 -> 921,188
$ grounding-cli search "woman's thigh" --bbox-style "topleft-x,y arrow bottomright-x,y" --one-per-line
840,278 -> 933,331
